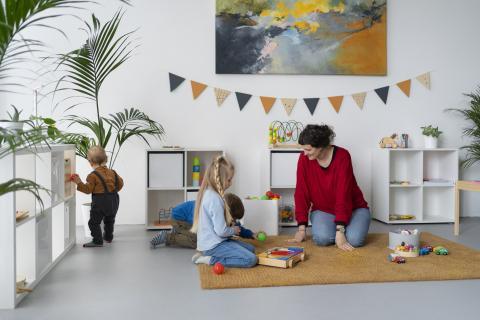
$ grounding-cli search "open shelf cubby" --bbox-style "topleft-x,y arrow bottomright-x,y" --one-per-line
372,148 -> 458,224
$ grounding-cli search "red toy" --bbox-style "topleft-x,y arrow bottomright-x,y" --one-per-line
69,174 -> 79,181
213,262 -> 225,275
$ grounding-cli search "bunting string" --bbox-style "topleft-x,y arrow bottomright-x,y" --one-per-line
167,71 -> 432,116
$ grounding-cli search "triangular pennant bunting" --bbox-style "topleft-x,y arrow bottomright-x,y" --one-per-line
214,88 -> 230,107
260,96 -> 276,114
351,92 -> 367,109
303,98 -> 319,115
375,86 -> 390,104
328,96 -> 344,113
397,80 -> 411,97
235,92 -> 252,111
191,81 -> 207,99
281,98 -> 297,116
416,72 -> 431,90
169,73 -> 185,92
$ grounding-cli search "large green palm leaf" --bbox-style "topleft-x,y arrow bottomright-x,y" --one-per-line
0,0 -> 92,89
104,108 -> 164,167
447,87 -> 480,168
57,10 -> 135,143
0,178 -> 49,210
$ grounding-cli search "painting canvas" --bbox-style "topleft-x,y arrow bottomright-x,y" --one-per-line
216,0 -> 387,75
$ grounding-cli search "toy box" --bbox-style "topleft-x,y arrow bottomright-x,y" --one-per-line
388,229 -> 420,250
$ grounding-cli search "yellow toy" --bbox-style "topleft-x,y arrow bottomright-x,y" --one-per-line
379,134 -> 398,148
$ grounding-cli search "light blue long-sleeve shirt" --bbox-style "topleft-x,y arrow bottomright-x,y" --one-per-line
197,188 -> 235,251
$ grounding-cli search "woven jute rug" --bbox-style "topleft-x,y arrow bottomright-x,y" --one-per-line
197,232 -> 480,289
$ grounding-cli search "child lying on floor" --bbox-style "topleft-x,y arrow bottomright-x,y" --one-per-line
150,193 -> 255,248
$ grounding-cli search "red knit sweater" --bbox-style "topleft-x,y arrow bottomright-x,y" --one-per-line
294,146 -> 368,226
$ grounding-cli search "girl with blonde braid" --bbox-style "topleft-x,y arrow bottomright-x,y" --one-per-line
190,156 -> 257,268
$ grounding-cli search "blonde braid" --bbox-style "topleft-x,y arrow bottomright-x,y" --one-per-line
214,156 -> 233,226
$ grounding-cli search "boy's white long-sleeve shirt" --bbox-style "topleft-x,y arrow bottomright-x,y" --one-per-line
197,188 -> 235,251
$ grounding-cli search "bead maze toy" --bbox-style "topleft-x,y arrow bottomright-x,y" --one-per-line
268,120 -> 304,148
257,247 -> 305,268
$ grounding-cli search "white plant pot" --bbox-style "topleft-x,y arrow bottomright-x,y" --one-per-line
81,203 -> 92,239
2,121 -> 24,131
424,136 -> 438,149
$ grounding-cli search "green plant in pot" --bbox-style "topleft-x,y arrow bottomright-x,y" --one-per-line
421,125 -> 442,149
447,86 -> 480,168
56,11 -> 165,233
0,0 -> 98,210
58,11 -> 165,166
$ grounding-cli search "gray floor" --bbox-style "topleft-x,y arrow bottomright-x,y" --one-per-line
1,219 -> 480,320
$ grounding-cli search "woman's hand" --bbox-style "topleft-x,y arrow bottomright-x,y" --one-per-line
288,227 -> 306,243
335,231 -> 354,251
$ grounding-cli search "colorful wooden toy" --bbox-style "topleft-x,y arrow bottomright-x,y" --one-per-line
213,262 -> 225,275
433,246 -> 449,255
257,247 -> 305,268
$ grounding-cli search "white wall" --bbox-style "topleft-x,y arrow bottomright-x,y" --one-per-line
2,0 -> 480,225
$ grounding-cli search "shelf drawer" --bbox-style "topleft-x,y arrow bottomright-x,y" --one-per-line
148,152 -> 184,188
271,151 -> 301,187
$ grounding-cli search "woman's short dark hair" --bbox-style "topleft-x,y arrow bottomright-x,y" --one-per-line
298,124 -> 336,148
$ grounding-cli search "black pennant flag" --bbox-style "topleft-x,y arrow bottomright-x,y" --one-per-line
374,86 -> 390,104
304,98 -> 320,115
169,73 -> 185,92
235,92 -> 252,111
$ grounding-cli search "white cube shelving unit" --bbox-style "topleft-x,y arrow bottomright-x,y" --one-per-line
145,148 -> 224,230
0,145 -> 76,309
268,148 -> 306,227
372,148 -> 459,224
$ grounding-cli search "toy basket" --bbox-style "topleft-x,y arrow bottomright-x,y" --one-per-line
388,229 -> 420,250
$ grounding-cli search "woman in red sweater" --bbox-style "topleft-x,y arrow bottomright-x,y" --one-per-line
292,124 -> 371,251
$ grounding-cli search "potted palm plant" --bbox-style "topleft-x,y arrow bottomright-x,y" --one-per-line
447,87 -> 480,168
0,0 -> 101,212
421,125 -> 442,149
56,11 -> 165,236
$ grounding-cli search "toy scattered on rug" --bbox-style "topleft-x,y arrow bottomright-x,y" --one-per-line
388,253 -> 406,264
395,242 -> 419,257
257,247 -> 305,268
419,246 -> 433,256
212,262 -> 225,275
433,246 -> 449,255
246,190 -> 281,200
280,205 -> 295,223
389,214 -> 415,221
256,231 -> 267,242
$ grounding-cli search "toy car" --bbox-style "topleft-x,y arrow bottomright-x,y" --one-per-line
419,247 -> 430,256
433,246 -> 448,255
392,256 -> 406,264
424,245 -> 433,252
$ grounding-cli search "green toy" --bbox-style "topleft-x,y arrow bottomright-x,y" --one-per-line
257,231 -> 267,242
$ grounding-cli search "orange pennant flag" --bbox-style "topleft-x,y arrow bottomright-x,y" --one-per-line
397,80 -> 411,97
352,92 -> 366,110
281,98 -> 297,116
191,81 -> 208,99
214,88 -> 230,106
328,96 -> 344,113
260,96 -> 276,114
416,72 -> 431,90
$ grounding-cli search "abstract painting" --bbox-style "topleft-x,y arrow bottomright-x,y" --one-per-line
216,0 -> 387,75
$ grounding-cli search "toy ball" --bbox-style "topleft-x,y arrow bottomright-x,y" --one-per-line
213,262 -> 225,275
260,195 -> 270,200
257,231 -> 267,242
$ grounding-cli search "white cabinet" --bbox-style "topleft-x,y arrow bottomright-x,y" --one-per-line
0,145 -> 76,309
372,148 -> 458,224
145,148 -> 224,229
268,149 -> 303,227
